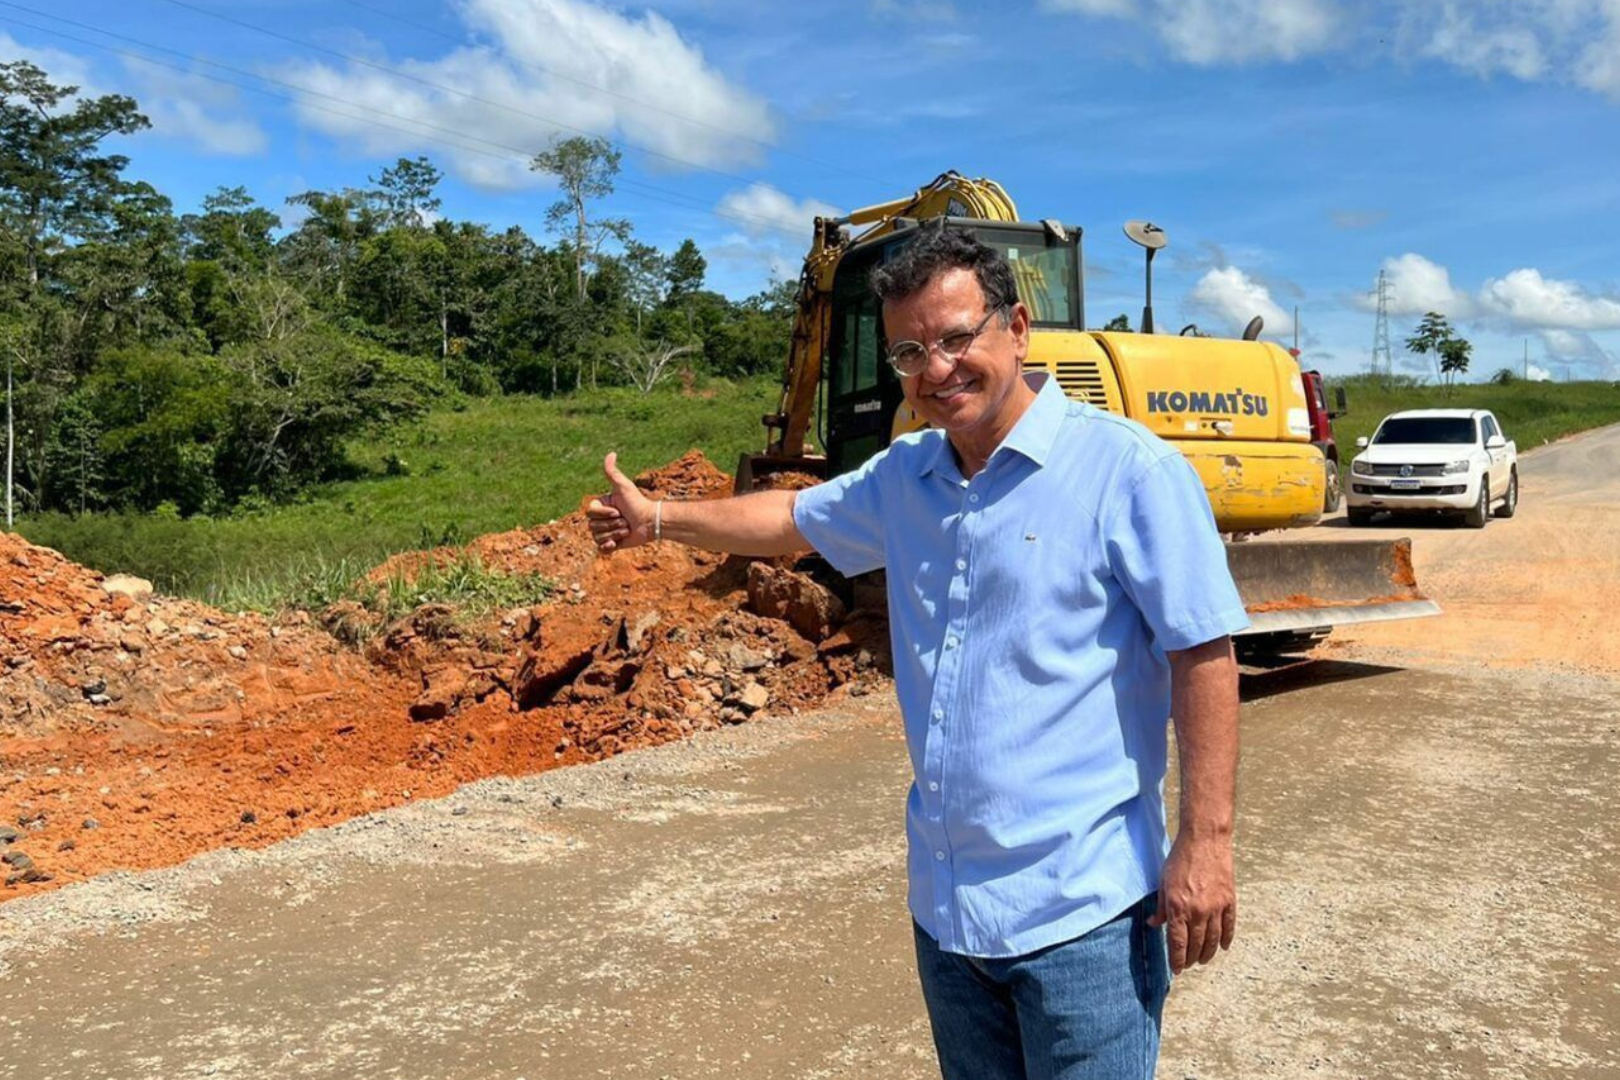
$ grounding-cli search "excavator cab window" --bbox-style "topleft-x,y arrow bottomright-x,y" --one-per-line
995,241 -> 1076,326
835,294 -> 883,398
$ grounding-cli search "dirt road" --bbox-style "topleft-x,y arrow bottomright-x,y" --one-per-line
1,426 -> 1616,1079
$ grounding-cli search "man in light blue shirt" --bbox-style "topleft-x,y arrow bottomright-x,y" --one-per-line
588,227 -> 1246,1079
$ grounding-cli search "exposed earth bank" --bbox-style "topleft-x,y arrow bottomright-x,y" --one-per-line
0,453 -> 886,895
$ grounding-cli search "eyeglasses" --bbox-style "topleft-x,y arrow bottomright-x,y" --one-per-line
885,305 -> 1004,377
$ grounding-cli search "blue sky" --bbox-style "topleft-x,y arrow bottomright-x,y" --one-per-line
5,0 -> 1620,380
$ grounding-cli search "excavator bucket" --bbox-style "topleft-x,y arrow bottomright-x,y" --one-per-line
1226,538 -> 1440,642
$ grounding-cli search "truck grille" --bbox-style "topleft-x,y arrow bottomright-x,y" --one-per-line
1367,463 -> 1446,477
1353,484 -> 1466,496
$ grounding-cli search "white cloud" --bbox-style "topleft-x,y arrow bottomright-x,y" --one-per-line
1526,363 -> 1553,381
1400,0 -> 1620,98
1576,6 -> 1620,94
1418,4 -> 1547,80
1043,0 -> 1338,64
278,0 -> 773,191
1364,253 -> 1474,319
1187,266 -> 1290,337
1479,268 -> 1620,330
1540,328 -> 1618,375
708,235 -> 800,284
121,61 -> 267,156
1038,0 -> 1620,98
715,183 -> 839,240
0,33 -> 97,91
2,35 -> 266,157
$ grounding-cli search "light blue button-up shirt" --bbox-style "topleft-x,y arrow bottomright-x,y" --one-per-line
793,375 -> 1250,958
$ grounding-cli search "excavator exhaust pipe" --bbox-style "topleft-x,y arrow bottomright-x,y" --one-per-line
1227,538 -> 1439,641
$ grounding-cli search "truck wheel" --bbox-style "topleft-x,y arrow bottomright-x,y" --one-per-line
1323,459 -> 1342,514
1464,477 -> 1489,528
1493,468 -> 1518,518
1346,507 -> 1374,527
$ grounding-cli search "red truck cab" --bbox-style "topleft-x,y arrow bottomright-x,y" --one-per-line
1300,368 -> 1347,512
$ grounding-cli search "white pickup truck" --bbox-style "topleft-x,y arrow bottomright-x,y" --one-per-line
1346,408 -> 1519,528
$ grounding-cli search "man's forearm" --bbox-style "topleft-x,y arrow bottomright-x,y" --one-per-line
660,489 -> 811,557
1168,637 -> 1239,840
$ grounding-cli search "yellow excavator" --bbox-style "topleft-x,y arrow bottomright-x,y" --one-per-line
739,173 -> 1437,653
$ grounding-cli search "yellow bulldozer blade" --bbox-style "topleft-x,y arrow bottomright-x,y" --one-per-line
1227,538 -> 1440,638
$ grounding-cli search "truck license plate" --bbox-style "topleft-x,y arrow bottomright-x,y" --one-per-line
1390,479 -> 1421,490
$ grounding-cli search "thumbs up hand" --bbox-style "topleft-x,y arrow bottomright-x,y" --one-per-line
587,452 -> 656,554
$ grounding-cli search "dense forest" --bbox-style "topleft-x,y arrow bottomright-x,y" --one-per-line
0,60 -> 795,521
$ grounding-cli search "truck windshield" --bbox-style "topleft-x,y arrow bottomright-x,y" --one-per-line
1373,417 -> 1476,445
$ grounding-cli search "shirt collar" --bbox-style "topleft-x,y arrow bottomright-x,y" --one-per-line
998,372 -> 1066,469
918,371 -> 1065,478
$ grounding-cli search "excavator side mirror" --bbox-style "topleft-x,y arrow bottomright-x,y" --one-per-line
1242,316 -> 1264,341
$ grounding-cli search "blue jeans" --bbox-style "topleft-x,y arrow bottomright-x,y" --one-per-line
912,894 -> 1170,1080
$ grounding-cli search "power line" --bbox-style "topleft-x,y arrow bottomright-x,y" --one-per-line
0,6 -> 810,243
333,0 -> 895,189
151,0 -> 840,209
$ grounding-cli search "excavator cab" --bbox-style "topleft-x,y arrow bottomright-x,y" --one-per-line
822,218 -> 1083,475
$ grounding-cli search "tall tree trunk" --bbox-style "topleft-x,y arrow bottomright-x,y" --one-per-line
574,202 -> 589,303
440,302 -> 449,378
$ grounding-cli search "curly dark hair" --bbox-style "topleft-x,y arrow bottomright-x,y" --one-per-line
868,226 -> 1017,323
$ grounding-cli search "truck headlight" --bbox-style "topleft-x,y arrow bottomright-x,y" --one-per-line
1351,459 -> 1374,477
1441,460 -> 1470,474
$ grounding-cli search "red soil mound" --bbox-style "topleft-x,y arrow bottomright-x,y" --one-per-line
0,453 -> 884,896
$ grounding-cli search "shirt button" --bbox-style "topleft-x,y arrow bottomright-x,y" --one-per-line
935,850 -> 946,862
931,707 -> 944,723
955,558 -> 966,571
945,636 -> 959,650
968,494 -> 980,504
928,781 -> 939,792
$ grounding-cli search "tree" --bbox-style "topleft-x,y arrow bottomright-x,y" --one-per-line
216,330 -> 438,498
280,187 -> 374,306
530,135 -> 629,305
371,155 -> 442,229
620,240 -> 670,335
1404,312 -> 1454,382
45,392 -> 104,516
607,338 -> 697,394
667,238 -> 706,300
1438,336 -> 1472,389
1103,313 -> 1132,332
0,61 -> 150,289
0,61 -> 148,526
529,136 -> 633,390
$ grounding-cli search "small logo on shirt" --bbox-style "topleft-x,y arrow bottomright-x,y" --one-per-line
1025,533 -> 1038,542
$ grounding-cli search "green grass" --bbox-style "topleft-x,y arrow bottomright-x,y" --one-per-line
18,373 -> 1616,612
17,377 -> 780,608
1328,376 -> 1620,453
